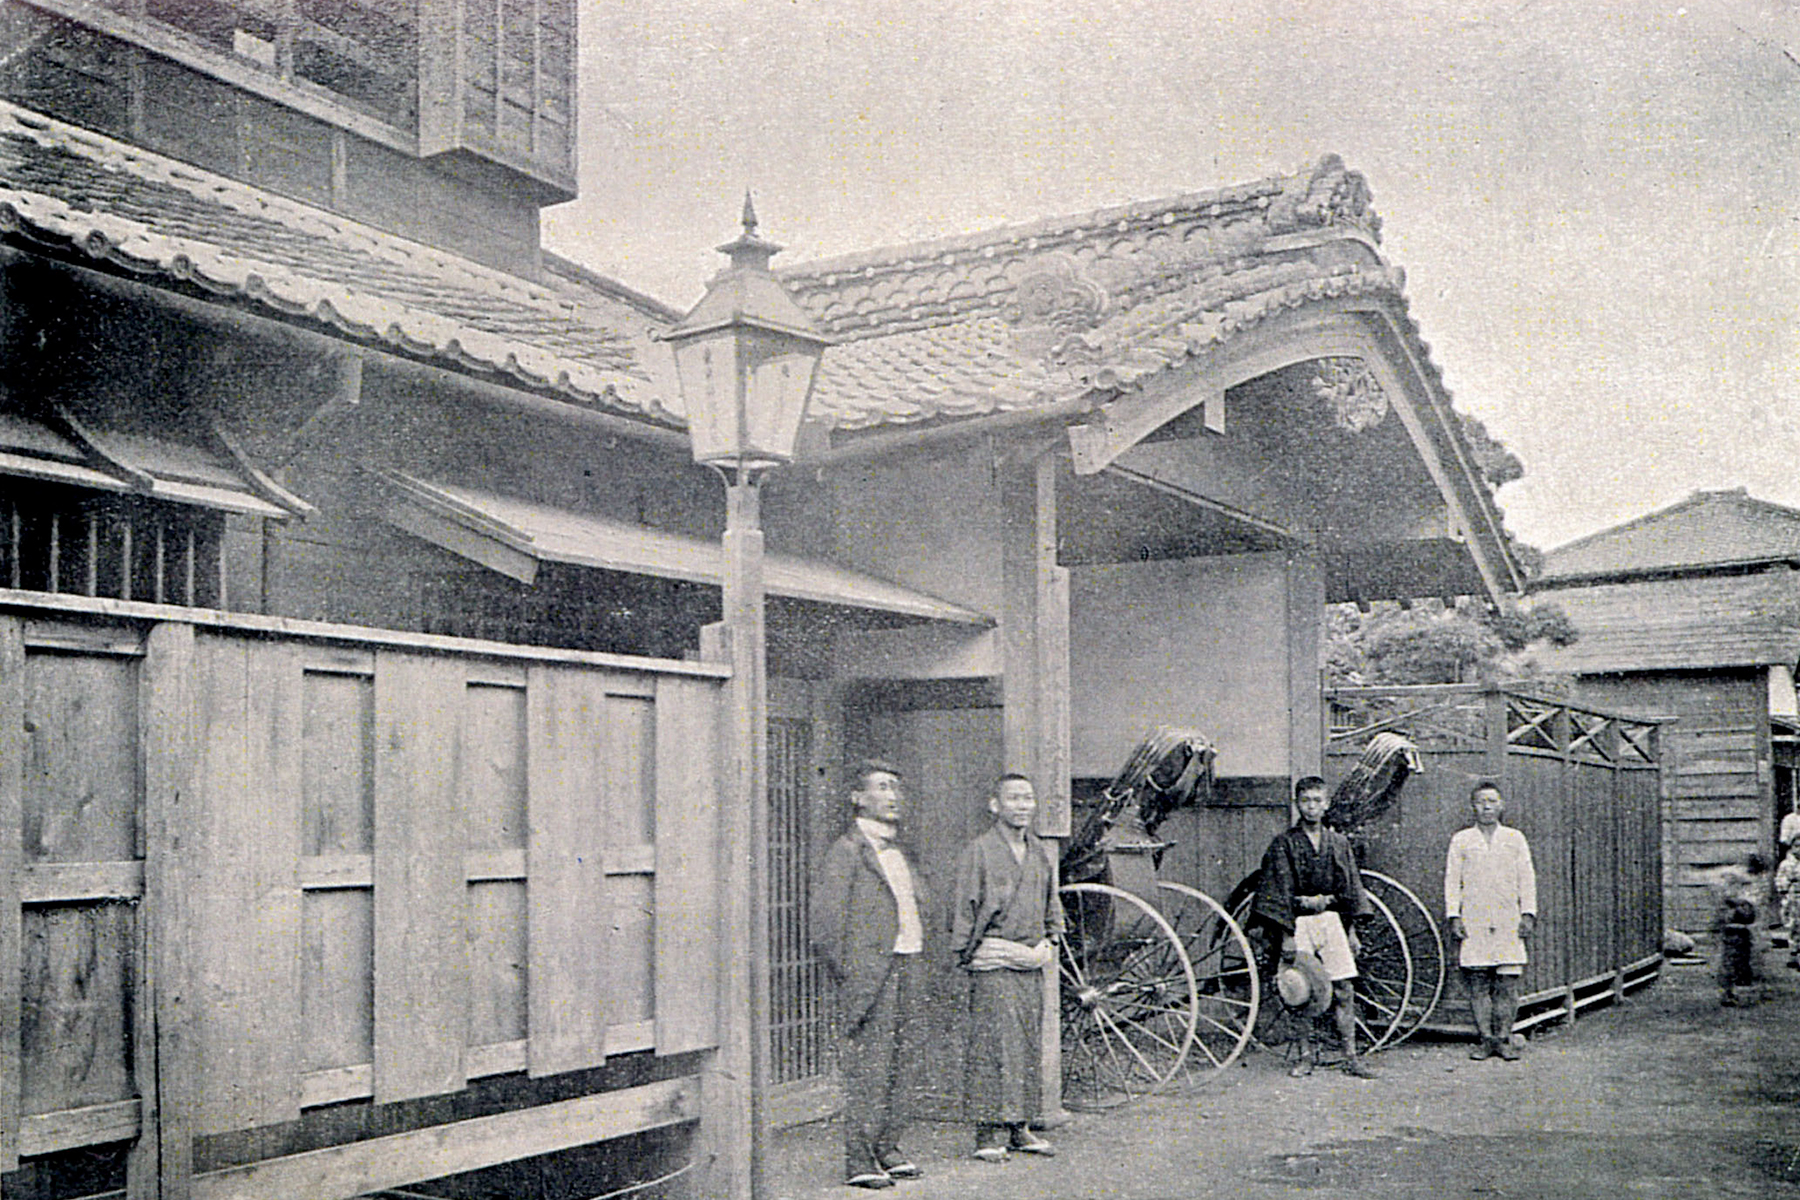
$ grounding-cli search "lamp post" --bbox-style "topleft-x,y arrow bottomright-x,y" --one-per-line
664,196 -> 828,1200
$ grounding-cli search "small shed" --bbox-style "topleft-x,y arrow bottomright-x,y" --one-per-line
1532,489 -> 1800,932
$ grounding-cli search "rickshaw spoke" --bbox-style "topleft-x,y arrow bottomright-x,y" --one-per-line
1093,1004 -> 1163,1082
1100,1004 -> 1190,1059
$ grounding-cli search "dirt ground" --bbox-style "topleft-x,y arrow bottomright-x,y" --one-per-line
768,944 -> 1800,1199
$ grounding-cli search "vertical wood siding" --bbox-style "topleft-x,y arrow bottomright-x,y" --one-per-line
0,619 -> 20,1173
194,637 -> 302,1133
0,609 -> 725,1186
526,664 -> 610,1076
1322,687 -> 1665,1026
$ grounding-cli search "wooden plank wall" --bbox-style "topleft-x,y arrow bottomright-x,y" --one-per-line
1156,798 -> 1290,905
1325,703 -> 1664,1027
16,619 -> 146,1164
0,611 -> 726,1193
1665,722 -> 1763,932
1569,756 -> 1620,982
1574,672 -> 1763,936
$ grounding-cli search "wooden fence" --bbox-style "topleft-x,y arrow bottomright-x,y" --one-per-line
1326,685 -> 1665,1031
0,592 -> 726,1198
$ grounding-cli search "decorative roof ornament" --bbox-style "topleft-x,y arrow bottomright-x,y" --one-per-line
1267,155 -> 1381,241
1312,357 -> 1389,432
1004,253 -> 1110,364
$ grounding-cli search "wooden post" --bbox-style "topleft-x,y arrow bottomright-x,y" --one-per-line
136,622 -> 198,1199
0,617 -> 22,1176
696,475 -> 769,1200
1000,450 -> 1070,1120
1285,554 -> 1325,775
1485,686 -> 1509,785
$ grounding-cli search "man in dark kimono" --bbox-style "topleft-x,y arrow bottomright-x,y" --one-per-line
811,760 -> 926,1189
949,773 -> 1063,1162
1252,775 -> 1377,1079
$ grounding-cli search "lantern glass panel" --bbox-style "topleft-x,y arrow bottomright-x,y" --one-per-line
671,335 -> 744,467
675,326 -> 820,470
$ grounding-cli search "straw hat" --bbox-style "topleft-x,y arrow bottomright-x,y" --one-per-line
1275,954 -> 1333,1018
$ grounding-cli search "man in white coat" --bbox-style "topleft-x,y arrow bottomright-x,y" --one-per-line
1445,781 -> 1537,1062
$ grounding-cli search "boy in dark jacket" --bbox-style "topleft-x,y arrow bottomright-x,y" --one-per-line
1252,776 -> 1376,1078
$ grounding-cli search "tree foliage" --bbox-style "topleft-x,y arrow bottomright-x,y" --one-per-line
1458,412 -> 1524,489
1326,600 -> 1579,687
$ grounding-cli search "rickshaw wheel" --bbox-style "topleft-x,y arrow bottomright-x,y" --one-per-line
1360,870 -> 1445,1047
1153,882 -> 1259,1083
1352,890 -> 1414,1052
1058,882 -> 1199,1111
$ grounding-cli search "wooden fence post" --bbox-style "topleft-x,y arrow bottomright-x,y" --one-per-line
0,617 -> 21,1177
137,620 -> 197,1200
1485,686 -> 1508,784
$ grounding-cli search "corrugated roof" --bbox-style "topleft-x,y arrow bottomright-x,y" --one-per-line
779,155 -> 1423,431
1532,570 -> 1800,673
1541,489 -> 1800,582
0,100 -> 680,422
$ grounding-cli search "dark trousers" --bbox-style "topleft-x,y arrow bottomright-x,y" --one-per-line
840,953 -> 919,1177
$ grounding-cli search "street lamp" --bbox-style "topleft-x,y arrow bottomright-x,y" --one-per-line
667,195 -> 828,474
664,196 -> 828,1200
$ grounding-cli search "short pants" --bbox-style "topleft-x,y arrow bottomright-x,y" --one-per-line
1295,911 -> 1359,981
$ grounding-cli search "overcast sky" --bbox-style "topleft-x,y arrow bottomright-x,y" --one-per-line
542,0 -> 1800,552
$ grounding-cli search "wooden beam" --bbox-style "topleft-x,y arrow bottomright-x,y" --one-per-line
20,1099 -> 142,1158
0,588 -> 728,679
211,422 -> 317,517
190,1077 -> 700,1200
1033,454 -> 1071,838
1101,464 -> 1306,544
693,619 -> 751,1200
380,494 -> 541,586
20,861 -> 144,903
1066,372 -> 1222,476
51,405 -> 155,492
0,617 -> 21,1172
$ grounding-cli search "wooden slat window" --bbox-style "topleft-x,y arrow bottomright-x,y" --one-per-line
0,486 -> 226,609
419,0 -> 575,191
768,716 -> 830,1085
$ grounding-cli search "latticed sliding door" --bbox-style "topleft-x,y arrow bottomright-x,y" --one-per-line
768,716 -> 832,1085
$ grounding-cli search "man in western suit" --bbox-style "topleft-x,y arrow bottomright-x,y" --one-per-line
811,760 -> 926,1189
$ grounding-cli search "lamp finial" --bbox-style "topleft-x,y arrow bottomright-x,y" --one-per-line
718,194 -> 781,273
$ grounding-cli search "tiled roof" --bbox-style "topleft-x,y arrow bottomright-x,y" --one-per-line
1541,489 -> 1800,581
0,100 -> 680,423
0,101 -> 1478,461
779,155 -> 1419,431
1532,569 -> 1800,673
